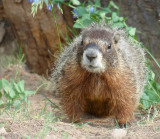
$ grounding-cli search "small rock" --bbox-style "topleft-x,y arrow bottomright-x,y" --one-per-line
111,128 -> 127,139
0,127 -> 7,134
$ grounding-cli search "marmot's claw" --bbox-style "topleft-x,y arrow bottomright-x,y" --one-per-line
118,123 -> 127,128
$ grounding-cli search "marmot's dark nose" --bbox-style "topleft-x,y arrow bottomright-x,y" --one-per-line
86,53 -> 97,62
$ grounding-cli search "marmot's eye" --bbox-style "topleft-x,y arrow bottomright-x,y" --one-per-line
81,40 -> 83,45
108,44 -> 111,49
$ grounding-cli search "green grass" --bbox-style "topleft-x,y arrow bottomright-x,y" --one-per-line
0,48 -> 63,138
62,132 -> 69,139
136,105 -> 160,125
34,112 -> 55,139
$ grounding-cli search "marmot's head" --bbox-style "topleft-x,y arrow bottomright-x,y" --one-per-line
80,27 -> 120,73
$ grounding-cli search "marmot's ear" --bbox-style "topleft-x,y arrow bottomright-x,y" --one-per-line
113,33 -> 120,44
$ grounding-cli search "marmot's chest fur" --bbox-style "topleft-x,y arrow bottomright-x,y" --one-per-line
61,65 -> 136,117
81,73 -> 115,117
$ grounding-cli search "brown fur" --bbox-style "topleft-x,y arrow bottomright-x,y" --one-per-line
60,61 -> 136,124
51,24 -> 146,126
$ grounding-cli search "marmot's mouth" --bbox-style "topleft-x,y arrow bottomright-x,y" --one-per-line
89,65 -> 97,69
82,64 -> 105,73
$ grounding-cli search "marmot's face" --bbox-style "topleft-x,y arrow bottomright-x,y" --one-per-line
81,29 -> 119,73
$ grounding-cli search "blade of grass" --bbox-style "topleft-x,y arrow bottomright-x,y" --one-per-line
49,0 -> 62,53
42,94 -> 61,110
145,48 -> 160,69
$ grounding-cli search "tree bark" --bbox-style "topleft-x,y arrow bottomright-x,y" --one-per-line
101,0 -> 160,57
2,0 -> 73,76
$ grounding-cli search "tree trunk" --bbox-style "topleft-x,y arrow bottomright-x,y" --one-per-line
0,1 -> 5,19
2,0 -> 74,76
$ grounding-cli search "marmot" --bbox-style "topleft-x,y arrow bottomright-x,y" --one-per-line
51,23 -> 146,126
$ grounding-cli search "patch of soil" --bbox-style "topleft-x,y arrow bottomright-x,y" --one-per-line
0,64 -> 160,139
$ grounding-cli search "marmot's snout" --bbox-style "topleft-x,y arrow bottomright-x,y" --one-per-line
82,43 -> 105,73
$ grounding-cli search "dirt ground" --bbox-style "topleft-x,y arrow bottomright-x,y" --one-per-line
0,63 -> 160,139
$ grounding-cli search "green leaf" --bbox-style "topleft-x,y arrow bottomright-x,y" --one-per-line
74,15 -> 94,29
119,17 -> 124,22
103,8 -> 111,13
126,27 -> 136,36
13,80 -> 25,94
71,0 -> 80,6
112,22 -> 124,28
14,82 -> 21,93
149,70 -> 155,81
82,14 -> 91,19
141,86 -> 160,109
140,93 -> 151,109
3,92 -> 11,99
17,80 -> 25,93
112,12 -> 119,22
73,21 -> 84,28
74,7 -> 88,16
105,16 -> 112,21
100,12 -> 106,19
19,94 -> 25,100
24,97 -> 29,103
1,79 -> 12,89
128,28 -> 136,36
95,10 -> 106,19
83,18 -> 93,27
1,79 -> 12,94
9,90 -> 16,98
94,0 -> 101,7
146,90 -> 160,101
90,14 -> 101,22
108,1 -> 119,10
